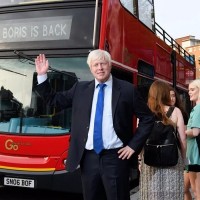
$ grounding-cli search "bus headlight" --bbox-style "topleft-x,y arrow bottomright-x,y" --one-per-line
63,159 -> 67,166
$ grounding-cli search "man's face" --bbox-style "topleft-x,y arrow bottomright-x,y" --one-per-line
89,59 -> 111,83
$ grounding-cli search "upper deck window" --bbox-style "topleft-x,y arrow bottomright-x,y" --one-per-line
120,0 -> 155,31
120,0 -> 136,15
138,0 -> 154,31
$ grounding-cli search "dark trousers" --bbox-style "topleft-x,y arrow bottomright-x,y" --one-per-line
80,149 -> 130,200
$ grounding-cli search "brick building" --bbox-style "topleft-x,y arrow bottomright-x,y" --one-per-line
176,35 -> 200,79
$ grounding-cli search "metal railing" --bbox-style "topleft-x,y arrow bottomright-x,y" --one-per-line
155,22 -> 195,66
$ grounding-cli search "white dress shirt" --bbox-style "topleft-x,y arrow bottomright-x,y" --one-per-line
85,75 -> 123,150
37,74 -> 47,84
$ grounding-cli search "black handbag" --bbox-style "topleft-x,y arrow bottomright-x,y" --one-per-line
144,107 -> 179,167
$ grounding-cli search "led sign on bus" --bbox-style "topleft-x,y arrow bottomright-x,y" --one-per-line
0,16 -> 72,43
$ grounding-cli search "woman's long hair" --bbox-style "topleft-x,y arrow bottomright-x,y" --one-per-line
169,86 -> 188,125
148,80 -> 173,125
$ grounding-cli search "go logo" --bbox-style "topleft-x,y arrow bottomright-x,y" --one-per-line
5,139 -> 18,150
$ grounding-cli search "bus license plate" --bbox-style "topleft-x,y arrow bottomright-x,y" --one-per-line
4,177 -> 34,188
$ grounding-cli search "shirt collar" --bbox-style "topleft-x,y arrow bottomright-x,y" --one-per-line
95,75 -> 112,88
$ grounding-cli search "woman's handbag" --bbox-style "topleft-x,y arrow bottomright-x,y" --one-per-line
144,106 -> 180,167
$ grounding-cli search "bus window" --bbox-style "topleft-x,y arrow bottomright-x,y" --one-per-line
111,67 -> 133,83
138,60 -> 155,77
0,56 -> 93,133
138,0 -> 155,31
120,0 -> 155,31
120,0 -> 136,15
0,86 -> 22,121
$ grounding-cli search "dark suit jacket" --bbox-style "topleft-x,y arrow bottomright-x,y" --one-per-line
36,76 -> 154,172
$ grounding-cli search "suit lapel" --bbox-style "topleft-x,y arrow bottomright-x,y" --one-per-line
112,77 -> 120,118
81,80 -> 95,122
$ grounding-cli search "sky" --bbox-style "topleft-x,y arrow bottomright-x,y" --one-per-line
154,0 -> 200,39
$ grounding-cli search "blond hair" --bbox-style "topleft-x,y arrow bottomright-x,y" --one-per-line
189,79 -> 200,89
189,79 -> 200,99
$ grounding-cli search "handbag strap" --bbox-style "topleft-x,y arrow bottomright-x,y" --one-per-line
166,106 -> 181,149
166,106 -> 175,118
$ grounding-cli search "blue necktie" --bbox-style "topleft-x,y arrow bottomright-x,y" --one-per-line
93,83 -> 106,154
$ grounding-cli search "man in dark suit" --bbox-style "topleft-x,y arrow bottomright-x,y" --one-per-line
35,49 -> 154,200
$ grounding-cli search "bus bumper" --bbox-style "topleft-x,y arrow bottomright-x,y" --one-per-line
0,168 -> 82,193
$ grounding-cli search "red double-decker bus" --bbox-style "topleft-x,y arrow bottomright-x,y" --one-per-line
0,0 -> 195,193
